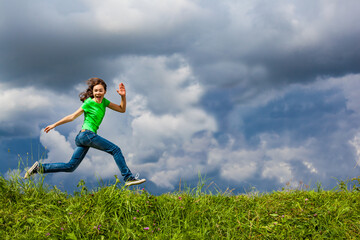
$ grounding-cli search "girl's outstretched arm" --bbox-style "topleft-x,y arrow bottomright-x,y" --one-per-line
108,83 -> 127,113
44,107 -> 84,133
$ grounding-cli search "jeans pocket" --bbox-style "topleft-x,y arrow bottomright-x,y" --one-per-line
76,132 -> 93,146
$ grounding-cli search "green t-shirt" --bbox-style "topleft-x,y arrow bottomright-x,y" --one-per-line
81,97 -> 110,133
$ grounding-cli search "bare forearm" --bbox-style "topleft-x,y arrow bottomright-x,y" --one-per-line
108,83 -> 127,113
44,115 -> 73,133
120,95 -> 126,112
44,107 -> 84,133
53,115 -> 74,127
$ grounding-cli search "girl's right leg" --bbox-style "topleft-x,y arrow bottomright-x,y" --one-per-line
41,146 -> 89,173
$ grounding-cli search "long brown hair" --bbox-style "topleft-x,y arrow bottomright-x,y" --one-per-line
79,77 -> 107,102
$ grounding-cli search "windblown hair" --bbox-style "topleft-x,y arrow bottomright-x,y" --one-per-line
79,78 -> 107,102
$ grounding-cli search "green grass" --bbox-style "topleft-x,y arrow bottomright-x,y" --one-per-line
1,173 -> 360,239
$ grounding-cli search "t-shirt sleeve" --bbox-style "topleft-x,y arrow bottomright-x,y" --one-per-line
81,98 -> 90,111
103,98 -> 111,107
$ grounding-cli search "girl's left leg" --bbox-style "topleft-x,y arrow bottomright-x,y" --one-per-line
24,132 -> 90,178
41,146 -> 90,173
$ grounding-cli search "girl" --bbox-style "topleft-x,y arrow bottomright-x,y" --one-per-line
24,78 -> 146,187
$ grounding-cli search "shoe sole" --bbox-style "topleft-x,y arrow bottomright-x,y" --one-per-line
24,161 -> 39,179
125,179 -> 146,187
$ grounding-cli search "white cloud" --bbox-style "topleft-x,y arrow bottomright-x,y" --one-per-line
0,84 -> 80,138
84,0 -> 203,33
131,109 -> 216,149
40,129 -> 73,164
0,84 -> 51,122
147,153 -> 209,190
145,131 -> 318,190
149,169 -> 181,189
334,74 -> 360,113
113,55 -> 204,114
349,133 -> 360,168
262,161 -> 292,184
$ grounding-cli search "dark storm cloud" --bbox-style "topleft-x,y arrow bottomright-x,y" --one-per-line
186,1 -> 360,93
0,0 -> 205,90
1,0 -> 359,95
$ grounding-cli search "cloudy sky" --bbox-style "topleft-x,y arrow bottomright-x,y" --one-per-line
1,0 -> 360,194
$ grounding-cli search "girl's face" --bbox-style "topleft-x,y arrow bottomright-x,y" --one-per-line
93,84 -> 106,103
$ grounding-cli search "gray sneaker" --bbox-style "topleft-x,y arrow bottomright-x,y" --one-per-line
24,161 -> 39,179
125,174 -> 146,187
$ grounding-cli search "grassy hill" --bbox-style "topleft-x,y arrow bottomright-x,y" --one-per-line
1,174 -> 360,239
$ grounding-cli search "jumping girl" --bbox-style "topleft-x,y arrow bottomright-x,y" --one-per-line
24,78 -> 146,186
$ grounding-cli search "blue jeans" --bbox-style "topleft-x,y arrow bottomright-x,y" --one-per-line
41,130 -> 133,181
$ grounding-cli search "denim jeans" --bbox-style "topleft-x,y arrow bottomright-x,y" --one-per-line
41,130 -> 133,181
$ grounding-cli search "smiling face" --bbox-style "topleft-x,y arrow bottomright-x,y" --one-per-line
92,84 -> 106,103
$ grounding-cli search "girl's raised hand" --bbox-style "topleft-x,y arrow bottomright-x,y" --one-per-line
116,83 -> 126,97
44,124 -> 55,133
